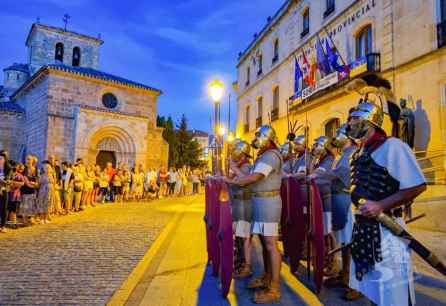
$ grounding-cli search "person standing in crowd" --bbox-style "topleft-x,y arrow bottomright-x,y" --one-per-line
8,163 -> 25,229
191,169 -> 200,194
85,165 -> 96,207
225,125 -> 283,304
105,162 -> 116,202
122,169 -> 131,202
61,162 -> 73,214
158,166 -> 168,198
175,167 -> 183,196
131,166 -> 145,201
98,169 -> 109,203
20,155 -> 39,225
37,161 -> 55,224
72,163 -> 84,212
0,151 -> 11,233
167,167 -> 177,196
113,170 -> 124,203
49,155 -> 62,215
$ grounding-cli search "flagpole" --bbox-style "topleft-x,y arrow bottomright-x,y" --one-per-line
323,26 -> 348,68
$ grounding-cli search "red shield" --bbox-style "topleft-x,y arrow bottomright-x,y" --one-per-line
280,177 -> 306,273
310,180 -> 325,294
217,180 -> 234,298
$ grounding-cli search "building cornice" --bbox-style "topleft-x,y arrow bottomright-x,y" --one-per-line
25,23 -> 103,46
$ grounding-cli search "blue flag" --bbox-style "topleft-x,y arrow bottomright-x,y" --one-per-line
294,57 -> 303,95
325,38 -> 342,72
316,37 -> 331,77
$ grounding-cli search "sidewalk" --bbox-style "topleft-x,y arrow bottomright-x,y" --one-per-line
108,196 -> 446,306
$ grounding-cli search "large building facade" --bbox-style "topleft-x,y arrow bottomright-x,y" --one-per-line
0,23 -> 168,169
235,0 -> 446,180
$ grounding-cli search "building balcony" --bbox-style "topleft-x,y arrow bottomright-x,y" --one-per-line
323,5 -> 335,19
256,117 -> 262,128
271,108 -> 279,121
437,20 -> 446,48
349,52 -> 381,78
243,123 -> 249,133
300,28 -> 309,39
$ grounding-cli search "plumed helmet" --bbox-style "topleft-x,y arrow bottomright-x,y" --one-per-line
294,134 -> 306,147
279,142 -> 296,158
349,101 -> 384,140
312,136 -> 332,156
251,125 -> 279,150
332,123 -> 350,148
231,140 -> 251,160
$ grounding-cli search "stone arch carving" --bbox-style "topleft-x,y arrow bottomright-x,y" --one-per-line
85,125 -> 137,167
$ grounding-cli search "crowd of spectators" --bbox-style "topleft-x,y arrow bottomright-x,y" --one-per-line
0,150 -> 207,233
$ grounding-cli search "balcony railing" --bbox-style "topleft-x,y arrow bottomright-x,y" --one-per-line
438,20 -> 446,48
271,108 -> 279,121
349,52 -> 381,78
323,4 -> 335,18
243,123 -> 249,133
256,117 -> 262,128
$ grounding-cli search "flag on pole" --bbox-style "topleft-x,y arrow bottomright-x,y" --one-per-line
325,39 -> 349,78
294,57 -> 303,95
301,51 -> 314,87
316,37 -> 331,77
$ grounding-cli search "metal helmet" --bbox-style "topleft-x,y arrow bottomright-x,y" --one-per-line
251,125 -> 279,150
332,124 -> 350,148
231,140 -> 251,161
279,142 -> 296,158
312,136 -> 332,157
294,134 -> 306,147
348,101 -> 384,140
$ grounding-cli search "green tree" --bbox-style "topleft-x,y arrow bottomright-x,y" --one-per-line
174,114 -> 205,168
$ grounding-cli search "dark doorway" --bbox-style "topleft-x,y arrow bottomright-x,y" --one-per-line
96,151 -> 116,170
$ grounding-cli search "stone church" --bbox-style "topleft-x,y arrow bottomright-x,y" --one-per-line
0,23 -> 168,169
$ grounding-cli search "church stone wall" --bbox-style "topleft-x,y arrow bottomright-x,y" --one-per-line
28,28 -> 100,74
47,74 -> 158,127
16,78 -> 49,162
0,112 -> 25,161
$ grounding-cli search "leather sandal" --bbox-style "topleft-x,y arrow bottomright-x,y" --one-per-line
253,282 -> 281,304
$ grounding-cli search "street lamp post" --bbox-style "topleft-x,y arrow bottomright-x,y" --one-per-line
209,80 -> 224,175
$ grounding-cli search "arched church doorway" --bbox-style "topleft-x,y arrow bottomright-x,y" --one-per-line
96,150 -> 116,169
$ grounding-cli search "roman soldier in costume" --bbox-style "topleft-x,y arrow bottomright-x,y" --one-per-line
225,125 -> 283,304
308,136 -> 336,274
348,100 -> 426,306
315,124 -> 362,300
280,142 -> 297,175
293,135 -> 312,175
228,140 -> 254,279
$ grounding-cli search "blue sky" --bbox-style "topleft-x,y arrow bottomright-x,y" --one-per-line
0,0 -> 283,132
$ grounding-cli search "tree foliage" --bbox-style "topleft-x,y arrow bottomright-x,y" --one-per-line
157,114 -> 205,168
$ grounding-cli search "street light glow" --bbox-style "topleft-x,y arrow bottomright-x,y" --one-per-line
218,126 -> 226,136
227,133 -> 234,142
209,80 -> 224,102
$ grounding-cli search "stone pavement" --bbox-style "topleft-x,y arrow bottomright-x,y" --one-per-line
123,195 -> 446,306
0,196 -> 197,306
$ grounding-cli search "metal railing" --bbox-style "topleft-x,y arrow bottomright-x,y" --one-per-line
415,150 -> 446,185
437,20 -> 446,48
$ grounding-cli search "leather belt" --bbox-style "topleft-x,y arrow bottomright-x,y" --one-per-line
233,192 -> 251,200
251,190 -> 280,198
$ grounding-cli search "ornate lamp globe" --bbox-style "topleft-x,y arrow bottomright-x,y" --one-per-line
209,80 -> 224,102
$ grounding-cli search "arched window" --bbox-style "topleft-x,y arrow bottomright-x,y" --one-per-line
325,118 -> 340,138
356,25 -> 372,59
72,46 -> 81,66
55,42 -> 64,62
256,97 -> 263,128
246,66 -> 251,86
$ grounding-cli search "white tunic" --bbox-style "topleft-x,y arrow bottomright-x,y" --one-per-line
349,138 -> 426,306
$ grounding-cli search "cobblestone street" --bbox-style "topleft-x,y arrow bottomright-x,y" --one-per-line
0,196 -> 197,306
